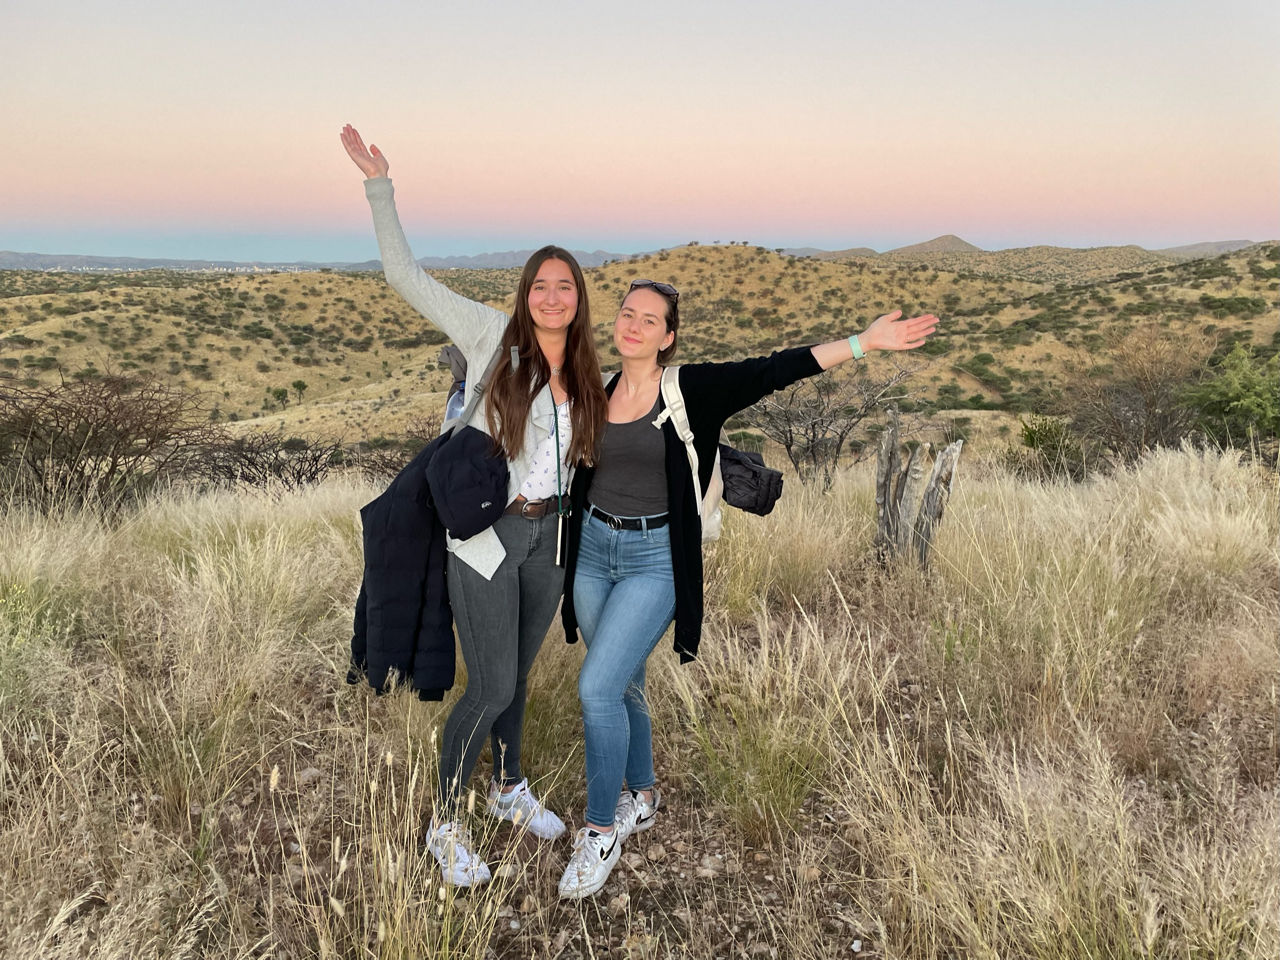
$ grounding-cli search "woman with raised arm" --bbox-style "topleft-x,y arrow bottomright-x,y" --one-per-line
555,279 -> 938,898
340,125 -> 608,887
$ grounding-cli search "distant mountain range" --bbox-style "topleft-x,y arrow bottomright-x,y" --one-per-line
0,248 -> 631,273
0,237 -> 1261,273
781,235 -> 1260,261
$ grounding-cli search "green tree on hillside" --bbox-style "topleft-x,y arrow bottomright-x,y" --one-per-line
1183,345 -> 1280,445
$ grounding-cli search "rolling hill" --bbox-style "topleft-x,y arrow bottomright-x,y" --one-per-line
2,241 -> 1276,449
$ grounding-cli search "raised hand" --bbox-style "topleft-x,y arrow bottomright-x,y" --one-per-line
340,124 -> 389,179
859,310 -> 939,352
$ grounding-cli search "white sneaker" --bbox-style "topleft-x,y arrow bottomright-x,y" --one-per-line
486,778 -> 567,840
615,787 -> 661,840
425,818 -> 491,887
557,827 -> 622,900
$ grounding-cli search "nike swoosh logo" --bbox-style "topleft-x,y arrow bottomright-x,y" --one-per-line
598,834 -> 617,861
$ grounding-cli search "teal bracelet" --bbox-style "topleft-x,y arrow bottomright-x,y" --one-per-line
848,333 -> 865,360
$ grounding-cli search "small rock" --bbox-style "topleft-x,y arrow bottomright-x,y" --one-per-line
695,867 -> 718,879
753,851 -> 771,864
607,892 -> 629,917
698,854 -> 723,876
851,939 -> 863,953
724,859 -> 742,876
798,864 -> 821,884
671,840 -> 690,854
496,904 -> 514,918
622,852 -> 645,871
519,894 -> 539,913
748,944 -> 775,957
297,767 -> 323,786
492,863 -> 519,880
508,919 -> 520,931
645,843 -> 667,861
188,803 -> 203,818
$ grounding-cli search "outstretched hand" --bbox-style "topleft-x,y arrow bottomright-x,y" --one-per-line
340,124 -> 389,179
859,310 -> 939,352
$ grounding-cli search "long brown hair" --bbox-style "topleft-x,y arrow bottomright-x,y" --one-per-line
486,246 -> 607,465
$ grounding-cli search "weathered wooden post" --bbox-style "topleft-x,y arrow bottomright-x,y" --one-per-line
874,407 -> 962,569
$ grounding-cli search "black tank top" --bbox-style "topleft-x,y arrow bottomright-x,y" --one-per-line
588,396 -> 668,516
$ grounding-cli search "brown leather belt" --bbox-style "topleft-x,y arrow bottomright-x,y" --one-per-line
505,496 -> 557,519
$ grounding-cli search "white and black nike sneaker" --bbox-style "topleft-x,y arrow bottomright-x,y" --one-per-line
557,826 -> 622,899
615,787 -> 661,840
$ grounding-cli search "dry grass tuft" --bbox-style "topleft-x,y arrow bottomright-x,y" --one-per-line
1,448 -> 1275,958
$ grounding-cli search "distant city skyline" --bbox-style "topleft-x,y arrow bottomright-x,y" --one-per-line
4,0 -> 1276,262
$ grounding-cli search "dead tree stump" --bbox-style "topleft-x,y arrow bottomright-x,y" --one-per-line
874,409 -> 963,568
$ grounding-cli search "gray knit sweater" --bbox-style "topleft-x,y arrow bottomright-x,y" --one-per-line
363,176 -> 566,579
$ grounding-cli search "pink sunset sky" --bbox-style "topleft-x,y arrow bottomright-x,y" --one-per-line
2,0 -> 1277,261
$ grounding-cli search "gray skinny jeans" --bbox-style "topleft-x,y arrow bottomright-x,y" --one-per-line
438,511 -> 563,814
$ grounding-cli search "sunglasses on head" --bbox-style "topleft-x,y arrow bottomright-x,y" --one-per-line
628,279 -> 679,301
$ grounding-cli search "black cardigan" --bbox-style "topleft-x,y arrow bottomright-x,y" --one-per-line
560,346 -> 822,661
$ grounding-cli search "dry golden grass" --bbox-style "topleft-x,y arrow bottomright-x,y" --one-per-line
1,446 -> 1275,958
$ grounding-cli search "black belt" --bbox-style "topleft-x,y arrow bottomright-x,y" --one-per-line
588,504 -> 669,530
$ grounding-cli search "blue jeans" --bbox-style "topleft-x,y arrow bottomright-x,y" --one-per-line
573,509 -> 677,827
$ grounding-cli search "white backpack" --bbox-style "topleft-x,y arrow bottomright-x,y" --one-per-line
652,366 -> 725,542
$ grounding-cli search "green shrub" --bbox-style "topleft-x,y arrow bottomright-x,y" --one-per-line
1183,345 -> 1280,446
1004,414 -> 1089,481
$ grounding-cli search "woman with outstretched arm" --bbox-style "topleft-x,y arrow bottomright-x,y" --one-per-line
341,125 -> 608,887
555,278 -> 938,898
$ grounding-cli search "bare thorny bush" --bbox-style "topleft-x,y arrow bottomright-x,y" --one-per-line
349,413 -> 443,482
1059,324 -> 1215,467
743,360 -> 920,490
0,375 -> 223,511
198,430 -> 345,492
0,376 -> 346,513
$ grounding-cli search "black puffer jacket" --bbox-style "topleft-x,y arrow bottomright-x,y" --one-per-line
348,435 -> 454,701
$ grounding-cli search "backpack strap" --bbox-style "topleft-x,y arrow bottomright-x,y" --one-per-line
652,365 -> 700,512
653,366 -> 723,540
443,344 -> 504,433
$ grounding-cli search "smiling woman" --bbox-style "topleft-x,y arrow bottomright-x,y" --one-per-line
614,285 -> 677,366
550,276 -> 942,901
526,260 -> 578,333
555,278 -> 939,899
339,124 -> 607,888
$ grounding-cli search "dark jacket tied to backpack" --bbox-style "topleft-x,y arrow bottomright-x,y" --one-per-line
348,435 -> 454,701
